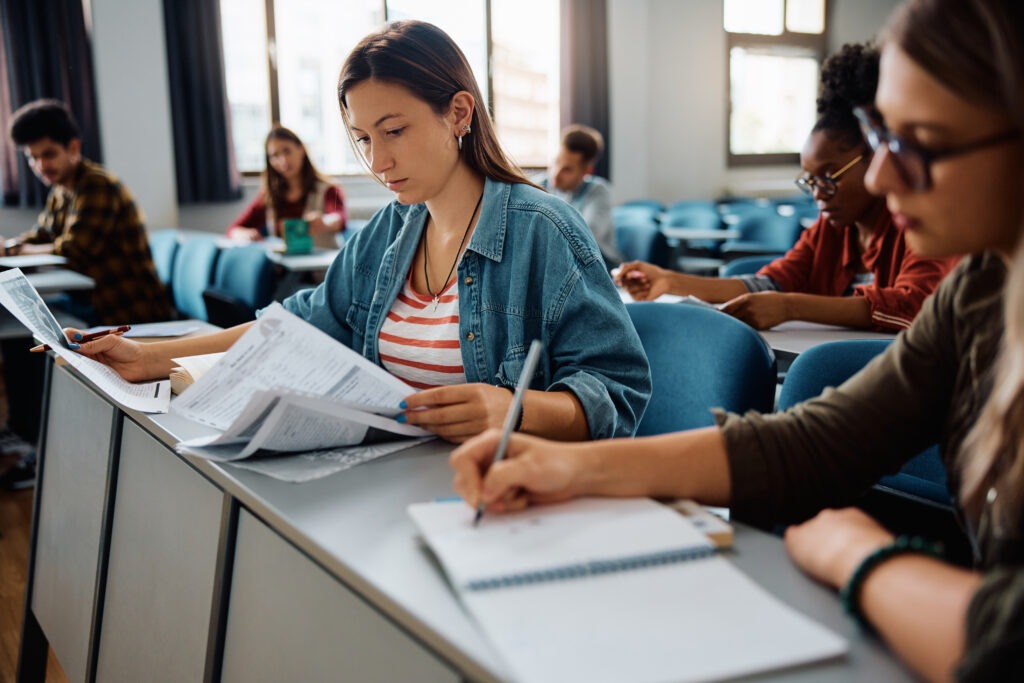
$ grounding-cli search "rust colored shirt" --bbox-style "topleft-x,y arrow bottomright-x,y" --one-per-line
757,209 -> 959,331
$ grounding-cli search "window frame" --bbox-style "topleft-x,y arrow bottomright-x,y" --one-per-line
239,0 -> 546,177
725,0 -> 830,168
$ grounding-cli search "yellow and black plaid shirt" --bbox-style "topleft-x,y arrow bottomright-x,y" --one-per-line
20,159 -> 173,324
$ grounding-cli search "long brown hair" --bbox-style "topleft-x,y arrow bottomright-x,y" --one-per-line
883,0 -> 1024,524
261,125 -> 327,218
336,20 -> 538,189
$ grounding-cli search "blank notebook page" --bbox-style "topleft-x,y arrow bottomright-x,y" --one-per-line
410,498 -> 846,683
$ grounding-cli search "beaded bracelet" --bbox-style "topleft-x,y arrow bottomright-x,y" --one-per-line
840,535 -> 944,629
500,385 -> 525,431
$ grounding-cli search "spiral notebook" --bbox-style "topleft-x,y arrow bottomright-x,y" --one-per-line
409,497 -> 846,683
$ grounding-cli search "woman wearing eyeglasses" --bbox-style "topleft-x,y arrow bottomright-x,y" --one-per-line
452,0 -> 1024,679
616,43 -> 958,332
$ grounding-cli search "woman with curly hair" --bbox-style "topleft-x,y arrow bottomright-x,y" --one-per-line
617,43 -> 958,332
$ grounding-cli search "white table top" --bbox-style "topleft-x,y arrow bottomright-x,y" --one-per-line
27,269 -> 95,294
661,227 -> 741,241
760,320 -> 896,356
264,246 -> 340,272
0,253 -> 68,269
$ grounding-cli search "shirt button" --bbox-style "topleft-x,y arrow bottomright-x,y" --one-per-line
466,332 -> 476,341
464,276 -> 473,285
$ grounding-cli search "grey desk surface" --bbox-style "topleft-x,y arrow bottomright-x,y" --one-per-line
0,254 -> 68,269
760,321 -> 896,358
103,398 -> 915,683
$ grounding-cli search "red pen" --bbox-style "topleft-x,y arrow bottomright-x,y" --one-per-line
30,325 -> 131,353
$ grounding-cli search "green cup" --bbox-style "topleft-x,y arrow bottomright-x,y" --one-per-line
282,218 -> 313,255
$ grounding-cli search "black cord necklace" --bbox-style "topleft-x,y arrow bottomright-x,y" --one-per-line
423,192 -> 483,311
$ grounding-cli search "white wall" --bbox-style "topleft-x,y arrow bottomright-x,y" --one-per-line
90,0 -> 178,228
607,0 -> 900,205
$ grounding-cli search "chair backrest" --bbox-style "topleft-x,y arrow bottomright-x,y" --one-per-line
614,220 -> 672,268
148,229 -> 180,288
718,254 -> 784,277
172,236 -> 220,321
202,245 -> 276,328
663,205 -> 722,230
778,339 -> 951,507
612,204 -> 662,225
619,198 -> 664,212
626,302 -> 776,436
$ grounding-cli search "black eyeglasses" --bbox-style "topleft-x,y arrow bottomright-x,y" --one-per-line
794,154 -> 863,198
853,106 -> 1020,191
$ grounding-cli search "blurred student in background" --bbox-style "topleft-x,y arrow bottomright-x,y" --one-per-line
538,124 -> 621,269
227,125 -> 347,249
453,0 -> 1024,678
5,99 -> 172,325
617,43 -> 957,332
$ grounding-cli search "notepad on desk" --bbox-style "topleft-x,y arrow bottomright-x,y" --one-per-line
409,497 -> 846,683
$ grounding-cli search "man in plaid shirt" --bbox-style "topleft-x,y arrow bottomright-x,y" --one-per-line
6,99 -> 172,325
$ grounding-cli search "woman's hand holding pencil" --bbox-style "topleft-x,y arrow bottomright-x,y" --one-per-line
30,325 -> 132,353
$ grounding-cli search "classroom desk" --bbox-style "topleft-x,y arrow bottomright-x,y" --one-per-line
0,254 -> 69,269
759,321 -> 896,360
16,359 -> 918,683
660,227 -> 740,242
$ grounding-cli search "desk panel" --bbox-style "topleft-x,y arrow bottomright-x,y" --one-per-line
94,420 -> 224,683
221,510 -> 458,683
30,368 -> 116,683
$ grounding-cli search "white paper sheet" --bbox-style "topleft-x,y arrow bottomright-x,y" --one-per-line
177,390 -> 429,461
171,303 -> 416,430
0,269 -> 170,413
226,438 -> 433,483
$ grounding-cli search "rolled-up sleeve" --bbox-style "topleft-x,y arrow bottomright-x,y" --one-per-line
855,252 -> 958,332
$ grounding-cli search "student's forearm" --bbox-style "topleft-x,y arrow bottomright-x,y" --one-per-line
521,390 -> 590,441
860,557 -> 980,682
781,293 -> 872,328
572,427 -> 732,504
667,273 -> 748,302
140,322 -> 254,379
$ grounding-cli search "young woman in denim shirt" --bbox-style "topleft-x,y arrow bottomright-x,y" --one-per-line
75,21 -> 651,444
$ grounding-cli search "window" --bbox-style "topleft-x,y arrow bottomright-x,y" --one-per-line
219,0 -> 559,175
724,0 -> 827,166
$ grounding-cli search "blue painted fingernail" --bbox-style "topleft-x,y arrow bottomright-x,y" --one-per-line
399,400 -> 407,409
69,342 -> 80,350
72,332 -> 82,341
395,414 -> 407,423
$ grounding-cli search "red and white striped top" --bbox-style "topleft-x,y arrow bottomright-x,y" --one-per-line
379,274 -> 466,389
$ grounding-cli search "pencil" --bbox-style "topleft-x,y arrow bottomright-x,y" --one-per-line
473,339 -> 544,527
30,325 -> 131,353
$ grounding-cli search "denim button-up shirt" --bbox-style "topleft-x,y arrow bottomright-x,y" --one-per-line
281,177 -> 651,438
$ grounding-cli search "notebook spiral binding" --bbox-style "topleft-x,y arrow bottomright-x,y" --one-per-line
465,545 -> 717,592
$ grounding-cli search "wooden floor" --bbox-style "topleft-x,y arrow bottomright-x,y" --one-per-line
0,488 -> 67,682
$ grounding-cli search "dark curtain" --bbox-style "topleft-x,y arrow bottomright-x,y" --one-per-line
163,0 -> 241,203
560,0 -> 611,180
0,0 -> 102,208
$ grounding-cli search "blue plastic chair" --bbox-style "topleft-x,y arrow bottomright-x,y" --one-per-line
718,254 -> 784,277
615,219 -> 672,268
172,236 -> 220,321
148,229 -> 180,289
777,339 -> 951,507
720,212 -> 803,257
626,302 -> 776,436
202,245 -> 276,327
618,198 -> 664,213
613,204 -> 663,225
